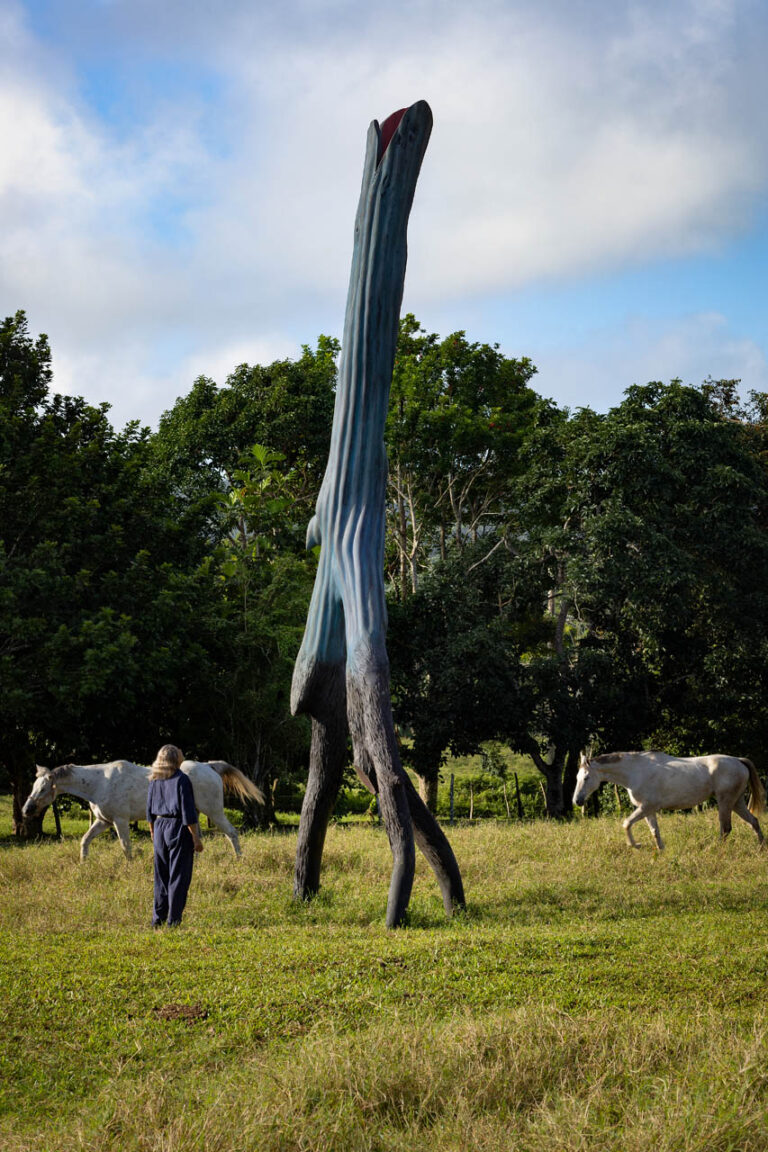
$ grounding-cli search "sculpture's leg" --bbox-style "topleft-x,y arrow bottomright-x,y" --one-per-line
347,667 -> 415,928
403,775 -> 466,915
294,664 -> 348,900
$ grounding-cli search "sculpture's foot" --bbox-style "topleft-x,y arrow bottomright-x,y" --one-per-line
405,776 -> 465,915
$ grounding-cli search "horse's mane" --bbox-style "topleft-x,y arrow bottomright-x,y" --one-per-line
49,763 -> 75,780
593,749 -> 661,765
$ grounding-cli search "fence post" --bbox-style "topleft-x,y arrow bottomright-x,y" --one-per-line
450,773 -> 455,825
514,772 -> 524,820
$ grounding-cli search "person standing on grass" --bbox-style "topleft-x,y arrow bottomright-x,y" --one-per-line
147,744 -> 203,928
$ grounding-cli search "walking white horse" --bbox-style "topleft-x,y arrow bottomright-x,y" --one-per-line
22,759 -> 264,860
573,750 -> 765,849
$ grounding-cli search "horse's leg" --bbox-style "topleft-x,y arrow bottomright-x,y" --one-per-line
732,795 -> 764,844
716,794 -> 735,840
112,818 -> 133,859
623,805 -> 651,848
206,808 -> 241,857
644,813 -> 664,850
79,818 -> 111,861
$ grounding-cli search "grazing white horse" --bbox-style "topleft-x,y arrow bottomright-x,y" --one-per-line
22,759 -> 264,860
573,750 -> 765,849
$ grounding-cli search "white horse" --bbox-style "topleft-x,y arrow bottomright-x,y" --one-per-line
22,759 -> 264,860
573,750 -> 765,849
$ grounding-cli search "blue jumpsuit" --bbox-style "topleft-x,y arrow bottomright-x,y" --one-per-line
147,770 -> 198,927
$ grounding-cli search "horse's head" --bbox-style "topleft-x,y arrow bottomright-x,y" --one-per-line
22,764 -> 70,818
21,767 -> 56,818
573,752 -> 600,807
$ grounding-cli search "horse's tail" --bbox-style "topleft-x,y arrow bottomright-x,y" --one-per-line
741,758 -> 766,816
209,761 -> 265,805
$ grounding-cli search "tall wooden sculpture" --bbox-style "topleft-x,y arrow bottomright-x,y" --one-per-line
291,100 -> 466,927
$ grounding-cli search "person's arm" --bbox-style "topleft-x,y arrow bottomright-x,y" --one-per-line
146,782 -> 155,842
179,774 -> 203,851
187,822 -> 204,852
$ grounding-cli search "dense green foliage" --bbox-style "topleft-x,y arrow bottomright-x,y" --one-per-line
0,313 -> 224,826
389,344 -> 768,813
3,308 -> 768,824
0,314 -> 324,828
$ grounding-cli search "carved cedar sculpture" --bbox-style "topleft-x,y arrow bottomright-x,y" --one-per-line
290,100 -> 466,927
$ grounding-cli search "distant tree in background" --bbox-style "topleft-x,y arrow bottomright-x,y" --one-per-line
151,345 -> 340,820
210,444 -> 316,824
385,315 -> 538,599
0,316 -> 322,835
514,379 -> 768,807
0,312 -> 222,833
151,337 -> 337,532
388,542 -> 541,808
389,369 -> 768,816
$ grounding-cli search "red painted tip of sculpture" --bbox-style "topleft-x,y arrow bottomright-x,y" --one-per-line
377,108 -> 408,165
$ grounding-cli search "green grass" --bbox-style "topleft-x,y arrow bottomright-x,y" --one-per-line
3,797 -> 768,1150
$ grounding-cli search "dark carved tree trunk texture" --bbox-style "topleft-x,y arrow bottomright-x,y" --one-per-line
291,102 -> 465,926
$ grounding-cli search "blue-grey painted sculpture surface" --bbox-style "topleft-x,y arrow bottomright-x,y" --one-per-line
291,101 -> 465,927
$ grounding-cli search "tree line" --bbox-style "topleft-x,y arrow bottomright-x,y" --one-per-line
4,309 -> 768,831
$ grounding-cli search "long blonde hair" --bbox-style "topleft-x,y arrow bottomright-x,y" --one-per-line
149,744 -> 184,780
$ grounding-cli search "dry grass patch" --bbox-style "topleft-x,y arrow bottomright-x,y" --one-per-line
4,802 -> 768,1150
7,1009 -> 768,1151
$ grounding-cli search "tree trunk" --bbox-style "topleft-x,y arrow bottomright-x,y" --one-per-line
418,773 -> 439,812
522,739 -> 568,819
239,747 -> 278,830
291,102 -> 464,927
396,461 -> 408,601
541,767 -> 566,818
561,747 -> 580,817
11,753 -> 42,839
514,772 -> 524,820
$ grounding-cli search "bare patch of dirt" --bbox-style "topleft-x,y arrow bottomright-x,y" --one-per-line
154,1002 -> 208,1023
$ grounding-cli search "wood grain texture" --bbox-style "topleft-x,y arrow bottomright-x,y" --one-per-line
291,100 -> 465,927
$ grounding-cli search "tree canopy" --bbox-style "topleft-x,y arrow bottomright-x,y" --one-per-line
4,308 -> 768,828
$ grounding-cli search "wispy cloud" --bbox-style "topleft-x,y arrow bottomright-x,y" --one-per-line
2,0 -> 768,424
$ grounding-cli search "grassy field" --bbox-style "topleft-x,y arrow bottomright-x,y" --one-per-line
3,797 -> 768,1151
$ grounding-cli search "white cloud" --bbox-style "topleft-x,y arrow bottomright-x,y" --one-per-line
2,0 -> 768,423
53,333 -> 304,428
189,0 -> 766,294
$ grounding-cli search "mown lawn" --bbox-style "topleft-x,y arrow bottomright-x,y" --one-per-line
3,797 -> 768,1150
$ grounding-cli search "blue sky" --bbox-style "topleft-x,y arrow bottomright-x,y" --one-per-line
2,0 -> 768,426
